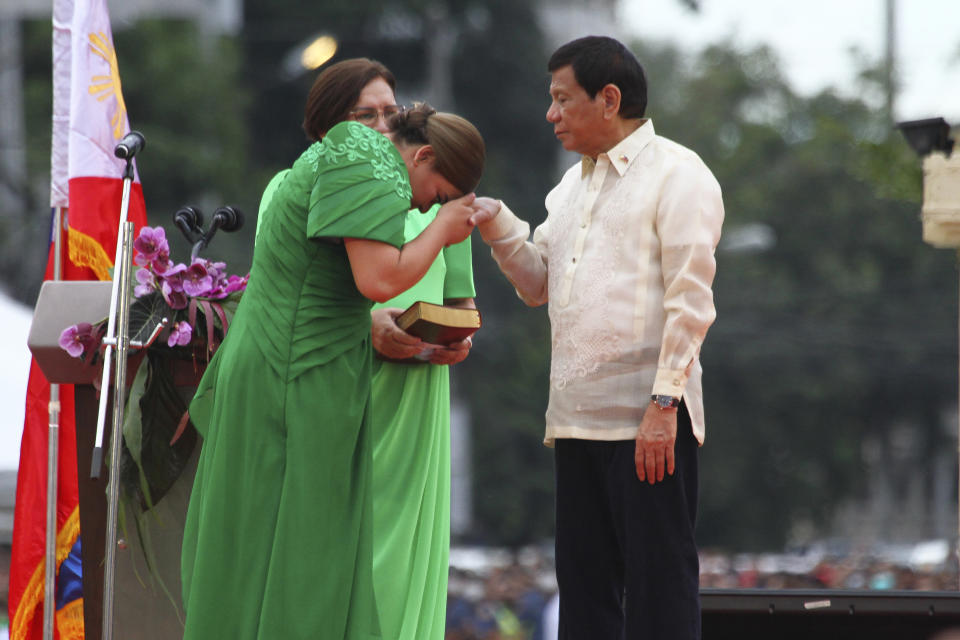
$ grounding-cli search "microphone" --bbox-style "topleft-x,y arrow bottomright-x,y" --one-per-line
191,206 -> 245,260
114,131 -> 146,159
209,206 -> 245,234
173,206 -> 204,244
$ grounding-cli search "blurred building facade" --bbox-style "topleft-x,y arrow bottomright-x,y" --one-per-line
1,0 -> 241,31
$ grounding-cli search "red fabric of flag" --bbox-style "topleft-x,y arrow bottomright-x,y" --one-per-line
8,0 -> 148,636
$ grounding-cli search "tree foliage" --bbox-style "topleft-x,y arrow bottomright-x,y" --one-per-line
13,18 -> 254,302
633,40 -> 954,549
4,20 -> 61,302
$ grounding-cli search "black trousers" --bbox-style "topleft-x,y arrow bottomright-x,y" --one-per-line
554,404 -> 700,640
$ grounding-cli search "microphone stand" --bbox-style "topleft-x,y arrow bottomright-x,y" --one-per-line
91,154 -> 137,640
91,193 -> 240,639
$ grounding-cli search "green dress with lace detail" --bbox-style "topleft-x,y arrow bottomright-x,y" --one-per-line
253,178 -> 475,640
181,121 -> 409,640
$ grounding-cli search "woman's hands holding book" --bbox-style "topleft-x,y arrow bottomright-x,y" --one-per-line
371,307 -> 426,360
424,336 -> 472,365
371,299 -> 476,365
421,297 -> 475,365
371,307 -> 472,365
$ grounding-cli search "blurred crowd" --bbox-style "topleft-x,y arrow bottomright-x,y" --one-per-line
698,541 -> 959,591
445,546 -> 557,640
443,541 -> 960,640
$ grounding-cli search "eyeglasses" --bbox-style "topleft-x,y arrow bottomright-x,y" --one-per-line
349,106 -> 404,125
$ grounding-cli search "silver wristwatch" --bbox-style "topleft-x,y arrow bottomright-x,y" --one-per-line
651,394 -> 680,410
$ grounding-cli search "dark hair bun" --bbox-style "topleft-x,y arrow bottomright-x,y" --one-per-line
389,102 -> 485,194
389,102 -> 436,145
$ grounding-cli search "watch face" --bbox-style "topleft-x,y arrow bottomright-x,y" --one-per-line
654,395 -> 678,409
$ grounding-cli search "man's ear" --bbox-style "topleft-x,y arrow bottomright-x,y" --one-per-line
413,145 -> 435,166
600,84 -> 622,119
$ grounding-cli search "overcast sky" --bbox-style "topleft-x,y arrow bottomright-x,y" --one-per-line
618,0 -> 960,123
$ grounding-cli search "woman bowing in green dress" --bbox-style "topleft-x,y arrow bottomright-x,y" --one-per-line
256,59 -> 479,640
181,102 -> 485,640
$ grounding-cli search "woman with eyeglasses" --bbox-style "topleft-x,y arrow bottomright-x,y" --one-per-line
256,58 -> 479,640
180,59 -> 486,639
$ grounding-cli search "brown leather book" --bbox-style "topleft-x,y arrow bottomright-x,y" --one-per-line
395,301 -> 482,346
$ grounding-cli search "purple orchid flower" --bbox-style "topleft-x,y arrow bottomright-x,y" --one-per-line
163,287 -> 189,310
134,267 -> 156,298
202,260 -> 230,294
59,322 -> 97,358
182,259 -> 214,297
150,249 -> 172,275
161,263 -> 187,284
160,266 -> 189,308
205,272 -> 249,299
167,321 -> 193,347
205,261 -> 226,280
133,227 -> 170,266
159,264 -> 187,298
222,274 -> 249,295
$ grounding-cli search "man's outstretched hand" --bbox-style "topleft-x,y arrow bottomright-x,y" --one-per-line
470,197 -> 502,227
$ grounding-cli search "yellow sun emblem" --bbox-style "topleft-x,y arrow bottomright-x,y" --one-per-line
87,31 -> 128,140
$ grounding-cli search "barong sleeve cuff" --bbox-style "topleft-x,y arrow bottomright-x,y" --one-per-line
653,367 -> 688,399
478,201 -> 527,244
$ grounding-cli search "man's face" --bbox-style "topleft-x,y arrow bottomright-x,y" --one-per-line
546,65 -> 605,157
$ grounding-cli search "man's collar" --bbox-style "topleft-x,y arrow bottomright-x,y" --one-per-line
581,119 -> 655,178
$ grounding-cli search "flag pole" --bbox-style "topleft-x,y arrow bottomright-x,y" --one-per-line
43,207 -> 64,640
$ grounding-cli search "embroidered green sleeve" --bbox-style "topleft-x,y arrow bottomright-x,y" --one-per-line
304,122 -> 411,200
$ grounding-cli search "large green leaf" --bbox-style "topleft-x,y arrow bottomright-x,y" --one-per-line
121,357 -> 148,470
128,292 -> 176,346
120,350 -> 197,511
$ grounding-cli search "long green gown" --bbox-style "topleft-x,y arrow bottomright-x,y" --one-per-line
370,213 -> 474,640
253,151 -> 475,640
181,121 -> 409,640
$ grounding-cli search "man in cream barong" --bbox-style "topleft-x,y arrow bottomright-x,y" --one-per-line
471,36 -> 724,640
